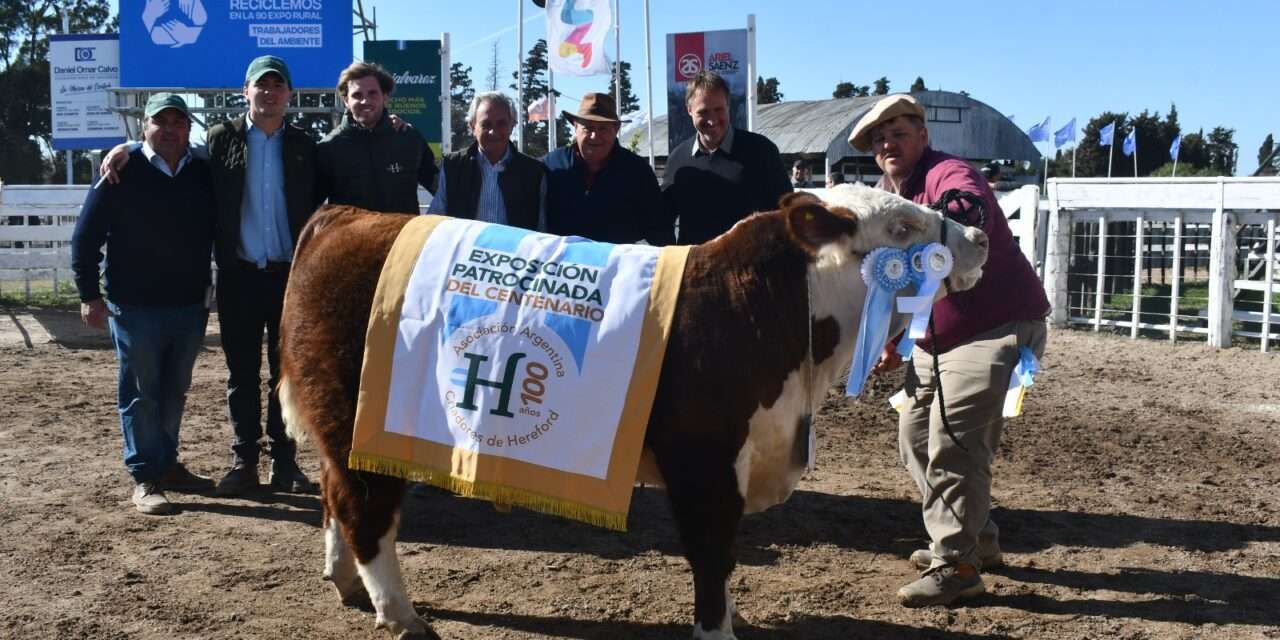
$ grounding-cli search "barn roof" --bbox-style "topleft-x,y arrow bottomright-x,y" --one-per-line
628,90 -> 1042,165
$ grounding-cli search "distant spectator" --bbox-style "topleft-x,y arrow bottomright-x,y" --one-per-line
791,159 -> 813,188
826,169 -> 845,189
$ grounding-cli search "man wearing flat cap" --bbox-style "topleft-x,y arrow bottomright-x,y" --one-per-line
855,94 -> 1050,607
543,92 -> 673,245
72,93 -> 217,515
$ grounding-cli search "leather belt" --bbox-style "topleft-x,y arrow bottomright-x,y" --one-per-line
237,259 -> 291,274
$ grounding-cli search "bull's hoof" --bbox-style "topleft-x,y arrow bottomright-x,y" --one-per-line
340,587 -> 374,612
396,626 -> 442,640
378,615 -> 440,640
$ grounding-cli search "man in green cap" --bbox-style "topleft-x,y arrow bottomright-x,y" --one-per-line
202,54 -> 319,496
71,93 -> 217,514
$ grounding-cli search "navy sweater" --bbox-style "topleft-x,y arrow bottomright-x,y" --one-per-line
660,128 -> 792,245
543,143 -> 673,245
71,150 -> 216,306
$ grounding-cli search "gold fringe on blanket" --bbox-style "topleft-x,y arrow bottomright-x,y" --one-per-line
348,451 -> 630,532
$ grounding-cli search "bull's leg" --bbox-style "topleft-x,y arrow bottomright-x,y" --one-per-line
329,469 -> 438,640
661,450 -> 746,640
320,462 -> 369,609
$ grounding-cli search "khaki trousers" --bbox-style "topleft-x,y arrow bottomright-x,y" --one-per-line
899,319 -> 1047,570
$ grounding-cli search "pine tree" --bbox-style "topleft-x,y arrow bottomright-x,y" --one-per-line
756,76 -> 783,104
509,39 -> 566,157
910,76 -> 926,92
606,61 -> 640,114
833,81 -> 869,98
1257,134 -> 1274,169
450,62 -> 476,151
872,76 -> 890,95
486,41 -> 501,91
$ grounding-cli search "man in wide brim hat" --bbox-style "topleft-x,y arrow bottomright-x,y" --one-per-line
542,92 -> 673,245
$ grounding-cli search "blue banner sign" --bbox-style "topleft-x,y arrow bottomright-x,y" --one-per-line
119,0 -> 351,88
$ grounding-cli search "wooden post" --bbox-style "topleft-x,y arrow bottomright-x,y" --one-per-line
1094,214 -> 1107,331
1169,214 -> 1183,342
1131,216 -> 1144,338
1207,179 -> 1235,348
1044,180 -> 1070,325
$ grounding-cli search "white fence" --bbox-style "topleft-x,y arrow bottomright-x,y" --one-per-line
1043,177 -> 1280,352
0,183 -> 433,299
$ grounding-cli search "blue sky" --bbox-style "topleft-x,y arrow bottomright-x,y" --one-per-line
106,0 -> 1280,174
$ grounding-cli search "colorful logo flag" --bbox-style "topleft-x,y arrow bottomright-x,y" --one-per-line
1026,116 -> 1051,143
546,0 -> 612,77
1170,135 -> 1181,161
1123,129 -> 1136,157
1099,121 -> 1116,146
1054,118 -> 1076,148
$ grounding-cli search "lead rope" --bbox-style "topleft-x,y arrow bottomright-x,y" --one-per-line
925,189 -> 987,454
804,274 -> 817,472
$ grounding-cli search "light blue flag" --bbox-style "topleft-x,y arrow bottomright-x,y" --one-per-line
1123,129 -> 1136,157
1099,121 -> 1116,146
1170,135 -> 1181,160
1054,118 -> 1076,148
1026,116 -> 1050,143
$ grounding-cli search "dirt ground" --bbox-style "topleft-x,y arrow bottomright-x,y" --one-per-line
1,306 -> 1278,640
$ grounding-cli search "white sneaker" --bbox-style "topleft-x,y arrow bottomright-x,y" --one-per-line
132,482 -> 174,515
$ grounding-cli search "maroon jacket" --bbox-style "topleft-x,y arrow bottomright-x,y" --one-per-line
879,147 -> 1049,352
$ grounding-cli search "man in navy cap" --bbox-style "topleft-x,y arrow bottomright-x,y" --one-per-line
72,93 -> 217,514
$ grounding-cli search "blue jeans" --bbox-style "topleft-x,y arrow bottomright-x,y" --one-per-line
107,301 -> 209,483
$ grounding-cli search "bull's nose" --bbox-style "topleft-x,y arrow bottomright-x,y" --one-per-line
965,226 -> 989,251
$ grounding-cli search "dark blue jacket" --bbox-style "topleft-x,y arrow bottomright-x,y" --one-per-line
71,150 -> 216,306
543,143 -> 673,245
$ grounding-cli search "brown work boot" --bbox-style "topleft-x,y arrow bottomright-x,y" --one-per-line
132,482 -> 174,515
215,463 -> 260,497
897,563 -> 985,608
161,462 -> 215,493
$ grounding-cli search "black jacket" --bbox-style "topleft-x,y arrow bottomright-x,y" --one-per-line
206,115 -> 317,268
661,128 -> 792,245
316,110 -> 437,214
441,143 -> 544,230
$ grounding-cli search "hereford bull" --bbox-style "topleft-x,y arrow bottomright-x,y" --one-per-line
278,184 -> 990,639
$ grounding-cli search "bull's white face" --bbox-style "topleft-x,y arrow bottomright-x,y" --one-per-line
819,183 -> 989,293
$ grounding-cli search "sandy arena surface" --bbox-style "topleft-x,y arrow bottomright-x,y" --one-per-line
1,307 -> 1278,639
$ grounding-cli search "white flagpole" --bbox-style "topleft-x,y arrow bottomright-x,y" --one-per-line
442,32 -> 452,155
643,0 -> 654,168
1173,149 -> 1179,177
548,68 -> 557,152
614,0 -> 621,110
1071,143 -> 1077,178
1107,120 -> 1115,178
1133,133 -> 1138,176
516,0 -> 525,152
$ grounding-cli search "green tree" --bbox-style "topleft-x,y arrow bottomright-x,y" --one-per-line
450,62 -> 476,150
873,76 -> 890,95
509,39 -> 566,158
1206,126 -> 1237,175
0,0 -> 115,183
606,61 -> 639,114
1257,133 -> 1273,168
756,76 -> 783,104
833,81 -> 868,98
910,76 -> 926,92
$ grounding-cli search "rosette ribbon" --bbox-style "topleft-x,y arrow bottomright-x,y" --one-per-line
1001,346 -> 1041,417
846,247 -> 913,396
894,243 -> 954,358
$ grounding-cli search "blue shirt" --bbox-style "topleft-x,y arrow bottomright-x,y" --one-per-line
428,145 -> 547,229
237,118 -> 294,266
140,141 -> 192,178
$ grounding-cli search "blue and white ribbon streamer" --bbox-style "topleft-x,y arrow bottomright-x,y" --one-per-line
846,247 -> 912,396
895,243 -> 954,358
1001,346 -> 1041,417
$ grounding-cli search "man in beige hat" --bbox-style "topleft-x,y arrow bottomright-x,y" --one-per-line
542,92 -> 672,244
855,94 -> 1050,607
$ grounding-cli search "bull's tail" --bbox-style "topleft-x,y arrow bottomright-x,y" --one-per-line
279,376 -> 309,445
